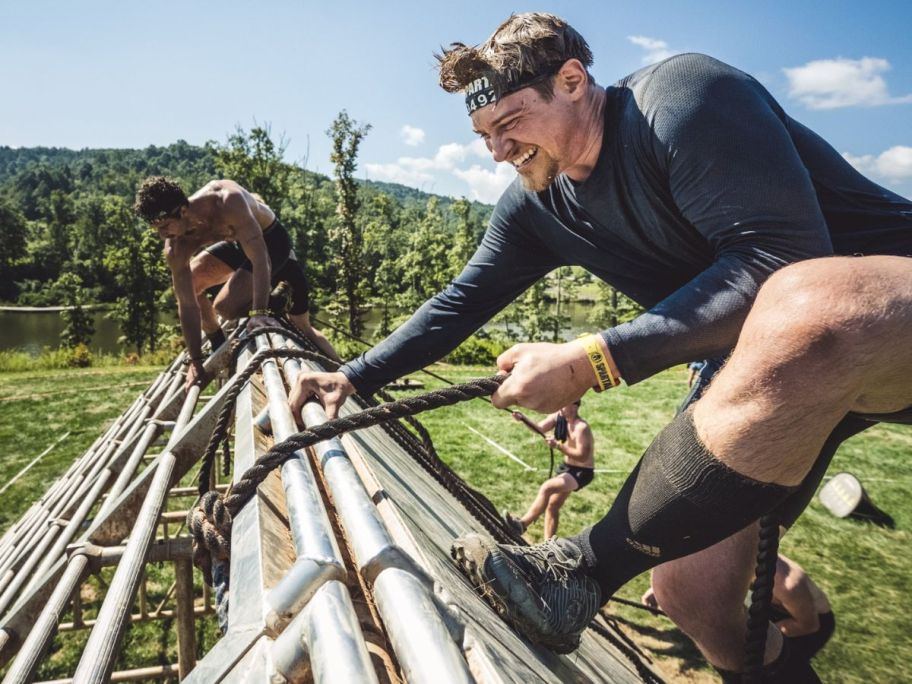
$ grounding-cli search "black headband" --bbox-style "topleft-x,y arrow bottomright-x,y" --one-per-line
464,60 -> 566,114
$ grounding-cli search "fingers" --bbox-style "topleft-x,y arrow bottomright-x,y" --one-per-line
496,343 -> 525,373
288,372 -> 353,421
323,393 -> 342,420
288,375 -> 316,415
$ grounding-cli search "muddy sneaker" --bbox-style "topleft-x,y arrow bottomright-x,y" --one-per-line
451,532 -> 602,653
503,512 -> 526,537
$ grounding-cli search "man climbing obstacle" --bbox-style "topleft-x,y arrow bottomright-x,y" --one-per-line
134,176 -> 339,388
505,401 -> 595,539
289,13 -> 912,680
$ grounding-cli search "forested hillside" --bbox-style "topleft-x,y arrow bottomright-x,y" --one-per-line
0,121 -> 640,357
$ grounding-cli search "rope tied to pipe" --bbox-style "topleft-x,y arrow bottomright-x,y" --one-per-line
187,322 -> 660,678
188,369 -> 505,584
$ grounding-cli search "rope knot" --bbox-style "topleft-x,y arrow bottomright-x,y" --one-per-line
188,490 -> 233,585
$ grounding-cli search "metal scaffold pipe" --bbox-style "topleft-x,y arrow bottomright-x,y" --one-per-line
282,339 -> 473,684
254,335 -> 349,634
71,384 -> 201,684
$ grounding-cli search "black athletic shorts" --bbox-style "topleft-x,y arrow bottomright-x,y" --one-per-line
204,219 -> 310,315
205,218 -> 292,273
556,462 -> 595,491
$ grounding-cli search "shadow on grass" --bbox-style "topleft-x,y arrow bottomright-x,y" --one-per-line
609,610 -> 711,677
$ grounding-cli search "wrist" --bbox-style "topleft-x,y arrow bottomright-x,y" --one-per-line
577,333 -> 621,391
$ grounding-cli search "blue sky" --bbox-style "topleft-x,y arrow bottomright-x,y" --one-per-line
2,1 -> 910,202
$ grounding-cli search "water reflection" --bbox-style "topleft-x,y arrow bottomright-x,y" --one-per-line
0,302 -> 599,355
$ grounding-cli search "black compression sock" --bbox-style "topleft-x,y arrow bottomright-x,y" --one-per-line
570,408 -> 795,599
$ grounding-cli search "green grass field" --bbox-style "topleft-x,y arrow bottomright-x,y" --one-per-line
1,364 -> 909,682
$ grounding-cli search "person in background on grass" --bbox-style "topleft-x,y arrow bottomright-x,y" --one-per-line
134,176 -> 339,389
505,400 -> 594,538
643,552 -> 835,665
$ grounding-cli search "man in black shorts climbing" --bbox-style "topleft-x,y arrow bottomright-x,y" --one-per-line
290,13 -> 912,681
134,176 -> 339,388
506,401 -> 594,539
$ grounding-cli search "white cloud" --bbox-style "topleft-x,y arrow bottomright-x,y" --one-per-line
453,163 -> 516,204
363,162 -> 434,188
843,146 -> 912,180
366,139 -> 513,200
627,35 -> 676,64
783,57 -> 912,109
400,124 -> 425,147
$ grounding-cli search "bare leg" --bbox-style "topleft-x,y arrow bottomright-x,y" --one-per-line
652,526 -> 781,671
213,269 -> 255,321
543,490 -> 572,539
695,256 -> 912,486
520,474 -> 576,529
190,253 -> 234,336
289,311 -> 342,363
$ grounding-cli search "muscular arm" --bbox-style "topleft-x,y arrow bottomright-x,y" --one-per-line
536,413 -> 558,433
341,194 -> 558,395
603,55 -> 833,384
229,195 -> 270,311
167,240 -> 203,361
554,424 -> 593,462
773,555 -> 820,637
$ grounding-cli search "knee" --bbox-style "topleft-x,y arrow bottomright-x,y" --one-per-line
213,298 -> 244,321
545,498 -> 564,515
737,259 -> 879,380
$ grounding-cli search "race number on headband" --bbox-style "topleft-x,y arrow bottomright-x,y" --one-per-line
464,61 -> 567,114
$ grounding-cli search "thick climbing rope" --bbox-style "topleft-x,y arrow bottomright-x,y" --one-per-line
743,514 -> 781,683
188,335 -> 506,581
189,321 -> 656,680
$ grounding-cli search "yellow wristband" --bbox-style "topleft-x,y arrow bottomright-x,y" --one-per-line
579,334 -> 619,391
248,308 -> 272,317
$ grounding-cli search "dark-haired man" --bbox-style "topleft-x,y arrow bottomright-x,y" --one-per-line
135,177 -> 338,387
289,12 -> 912,679
506,401 -> 594,539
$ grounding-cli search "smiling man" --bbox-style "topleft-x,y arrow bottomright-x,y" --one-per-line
289,13 -> 912,681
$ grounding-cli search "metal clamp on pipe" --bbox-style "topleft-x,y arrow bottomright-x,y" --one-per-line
263,555 -> 347,635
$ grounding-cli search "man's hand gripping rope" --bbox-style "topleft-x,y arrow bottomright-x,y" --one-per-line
187,375 -> 507,584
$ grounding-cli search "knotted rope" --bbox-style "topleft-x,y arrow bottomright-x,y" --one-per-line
189,370 -> 505,583
743,514 -> 781,683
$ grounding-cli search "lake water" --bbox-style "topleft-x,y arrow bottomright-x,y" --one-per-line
0,302 -> 600,355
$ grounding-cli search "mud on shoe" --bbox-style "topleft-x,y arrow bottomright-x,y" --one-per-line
503,512 -> 526,537
451,533 -> 602,654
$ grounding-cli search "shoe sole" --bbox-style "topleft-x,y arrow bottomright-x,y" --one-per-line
451,534 -> 581,654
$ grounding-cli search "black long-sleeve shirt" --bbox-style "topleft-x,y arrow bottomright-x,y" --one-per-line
343,53 -> 912,394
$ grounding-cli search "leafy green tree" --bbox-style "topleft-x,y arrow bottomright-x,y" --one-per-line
397,197 -> 452,310
326,110 -> 371,337
515,278 -> 561,342
449,197 -> 482,277
208,124 -> 291,210
103,199 -> 169,354
588,280 -> 643,328
57,272 -> 95,348
0,198 -> 27,300
362,192 -> 403,337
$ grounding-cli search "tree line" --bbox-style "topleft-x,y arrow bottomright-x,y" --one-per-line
0,115 -> 640,362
